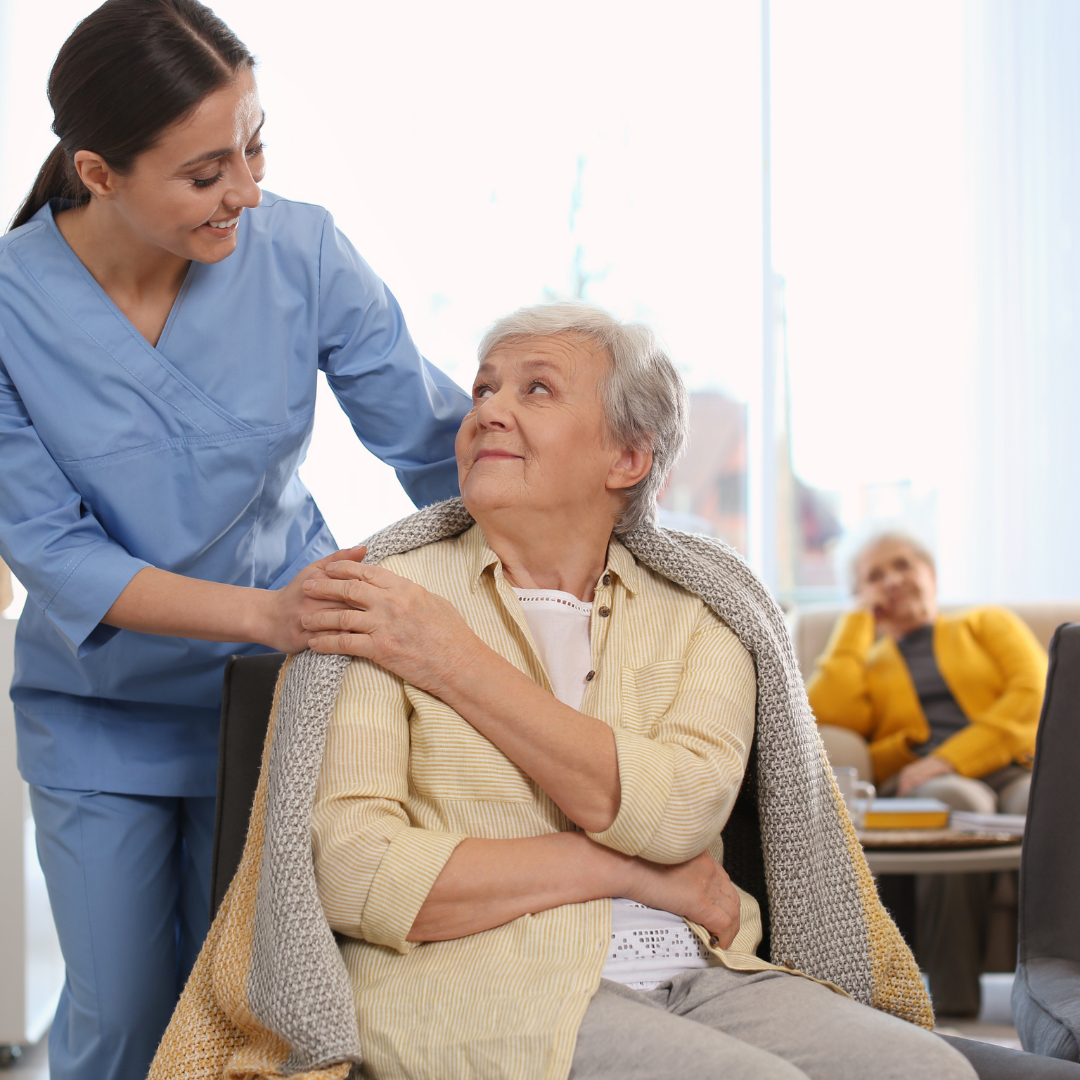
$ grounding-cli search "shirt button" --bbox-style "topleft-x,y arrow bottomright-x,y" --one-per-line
598,607 -> 611,618
585,670 -> 595,682
602,574 -> 611,586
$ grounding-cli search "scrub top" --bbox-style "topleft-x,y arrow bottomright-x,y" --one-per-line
0,192 -> 471,797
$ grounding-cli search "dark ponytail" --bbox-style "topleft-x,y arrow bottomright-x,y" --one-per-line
9,0 -> 253,231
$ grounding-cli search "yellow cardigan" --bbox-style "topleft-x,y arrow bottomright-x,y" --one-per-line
806,607 -> 1046,783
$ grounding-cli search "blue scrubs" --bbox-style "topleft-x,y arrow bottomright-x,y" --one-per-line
0,193 -> 471,1078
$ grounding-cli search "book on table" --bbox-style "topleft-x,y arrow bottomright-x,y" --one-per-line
950,811 -> 1025,837
862,798 -> 951,830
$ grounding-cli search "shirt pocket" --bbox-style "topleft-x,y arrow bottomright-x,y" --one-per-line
407,691 -> 534,803
618,660 -> 687,734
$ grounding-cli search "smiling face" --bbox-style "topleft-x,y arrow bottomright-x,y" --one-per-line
72,66 -> 265,264
855,537 -> 938,636
455,333 -> 648,529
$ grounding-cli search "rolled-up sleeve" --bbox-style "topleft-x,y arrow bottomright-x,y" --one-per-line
587,608 -> 757,864
316,214 -> 471,509
312,656 -> 466,954
0,346 -> 148,655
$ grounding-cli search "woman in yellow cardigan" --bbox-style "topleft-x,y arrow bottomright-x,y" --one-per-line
808,532 -> 1046,1016
807,533 -> 1045,814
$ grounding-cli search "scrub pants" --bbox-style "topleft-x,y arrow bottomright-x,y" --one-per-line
28,786 -> 215,1080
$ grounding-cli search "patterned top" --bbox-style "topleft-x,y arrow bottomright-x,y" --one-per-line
312,523 -> 774,1080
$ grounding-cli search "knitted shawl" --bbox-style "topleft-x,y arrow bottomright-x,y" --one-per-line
149,498 -> 932,1080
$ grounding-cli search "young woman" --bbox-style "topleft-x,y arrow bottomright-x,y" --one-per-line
0,2 -> 470,1077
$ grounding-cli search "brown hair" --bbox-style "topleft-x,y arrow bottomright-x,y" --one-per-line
10,0 -> 253,231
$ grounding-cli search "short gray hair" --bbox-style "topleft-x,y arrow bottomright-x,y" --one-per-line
849,530 -> 936,593
478,301 -> 689,535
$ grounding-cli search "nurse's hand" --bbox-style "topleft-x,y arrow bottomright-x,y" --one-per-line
104,549 -> 368,653
300,561 -> 482,698
260,546 -> 368,654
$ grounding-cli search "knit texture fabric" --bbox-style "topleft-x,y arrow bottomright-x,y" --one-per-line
148,497 -> 932,1079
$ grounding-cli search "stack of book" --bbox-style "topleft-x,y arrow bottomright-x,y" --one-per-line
861,798 -> 951,830
950,811 -> 1026,837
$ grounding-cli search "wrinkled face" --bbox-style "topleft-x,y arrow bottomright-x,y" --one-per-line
97,66 -> 265,263
455,333 -> 629,523
855,538 -> 938,631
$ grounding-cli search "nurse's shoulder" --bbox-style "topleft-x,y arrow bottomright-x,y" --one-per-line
241,189 -> 329,251
234,190 -> 381,300
0,204 -> 72,339
0,203 -> 56,276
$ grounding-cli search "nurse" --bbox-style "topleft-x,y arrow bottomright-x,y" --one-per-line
0,1 -> 470,1078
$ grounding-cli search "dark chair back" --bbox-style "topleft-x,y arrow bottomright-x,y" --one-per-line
721,741 -> 770,959
1013,622 -> 1080,1060
1018,622 -> 1080,967
209,651 -> 287,920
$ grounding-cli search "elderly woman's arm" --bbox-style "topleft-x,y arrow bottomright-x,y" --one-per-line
407,834 -> 740,944
805,610 -> 877,735
930,606 -> 1046,777
307,565 -> 755,864
313,657 -> 742,949
306,562 -> 623,832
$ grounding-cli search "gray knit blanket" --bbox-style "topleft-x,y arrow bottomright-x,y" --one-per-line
149,497 -> 930,1080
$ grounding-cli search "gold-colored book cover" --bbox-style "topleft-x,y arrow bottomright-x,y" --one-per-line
862,798 -> 951,831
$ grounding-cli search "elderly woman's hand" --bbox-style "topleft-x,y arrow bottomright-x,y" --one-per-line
301,561 -> 484,698
623,850 -> 741,950
896,754 -> 955,796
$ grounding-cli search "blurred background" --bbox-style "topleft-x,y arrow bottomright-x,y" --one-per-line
2,0 -> 1077,613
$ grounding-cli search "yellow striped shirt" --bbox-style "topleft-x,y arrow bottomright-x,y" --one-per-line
312,524 -> 775,1080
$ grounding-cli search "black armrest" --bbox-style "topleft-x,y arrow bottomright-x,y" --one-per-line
209,651 -> 287,920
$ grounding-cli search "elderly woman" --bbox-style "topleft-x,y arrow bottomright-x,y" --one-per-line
808,532 -> 1046,1016
808,532 -> 1045,813
297,305 -> 971,1080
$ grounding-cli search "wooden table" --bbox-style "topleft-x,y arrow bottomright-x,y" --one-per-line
863,843 -> 1023,875
858,827 -> 1023,874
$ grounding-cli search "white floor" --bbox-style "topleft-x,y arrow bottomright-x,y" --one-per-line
4,1035 -> 47,1080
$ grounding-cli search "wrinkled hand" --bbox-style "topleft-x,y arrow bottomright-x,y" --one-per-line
623,850 -> 741,949
896,754 -> 954,796
261,546 -> 367,654
301,561 -> 483,697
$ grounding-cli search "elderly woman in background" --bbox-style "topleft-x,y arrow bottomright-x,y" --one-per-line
808,532 -> 1046,1016
808,533 -> 1045,814
300,304 -> 972,1080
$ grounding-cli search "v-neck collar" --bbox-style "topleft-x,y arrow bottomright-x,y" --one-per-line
25,201 -> 250,434
45,200 -> 198,354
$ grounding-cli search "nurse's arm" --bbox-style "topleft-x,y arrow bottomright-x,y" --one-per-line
316,214 -> 470,508
102,547 -> 365,654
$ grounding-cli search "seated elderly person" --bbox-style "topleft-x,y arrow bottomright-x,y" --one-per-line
807,532 -> 1046,1016
808,533 -> 1045,814
300,304 -> 972,1080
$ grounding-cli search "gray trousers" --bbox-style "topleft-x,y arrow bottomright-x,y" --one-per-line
568,968 -> 975,1080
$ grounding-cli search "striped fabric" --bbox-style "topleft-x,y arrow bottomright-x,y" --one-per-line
312,524 -> 787,1080
148,498 -> 931,1080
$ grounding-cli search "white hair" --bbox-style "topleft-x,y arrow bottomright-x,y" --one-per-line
477,301 -> 689,535
849,530 -> 936,594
